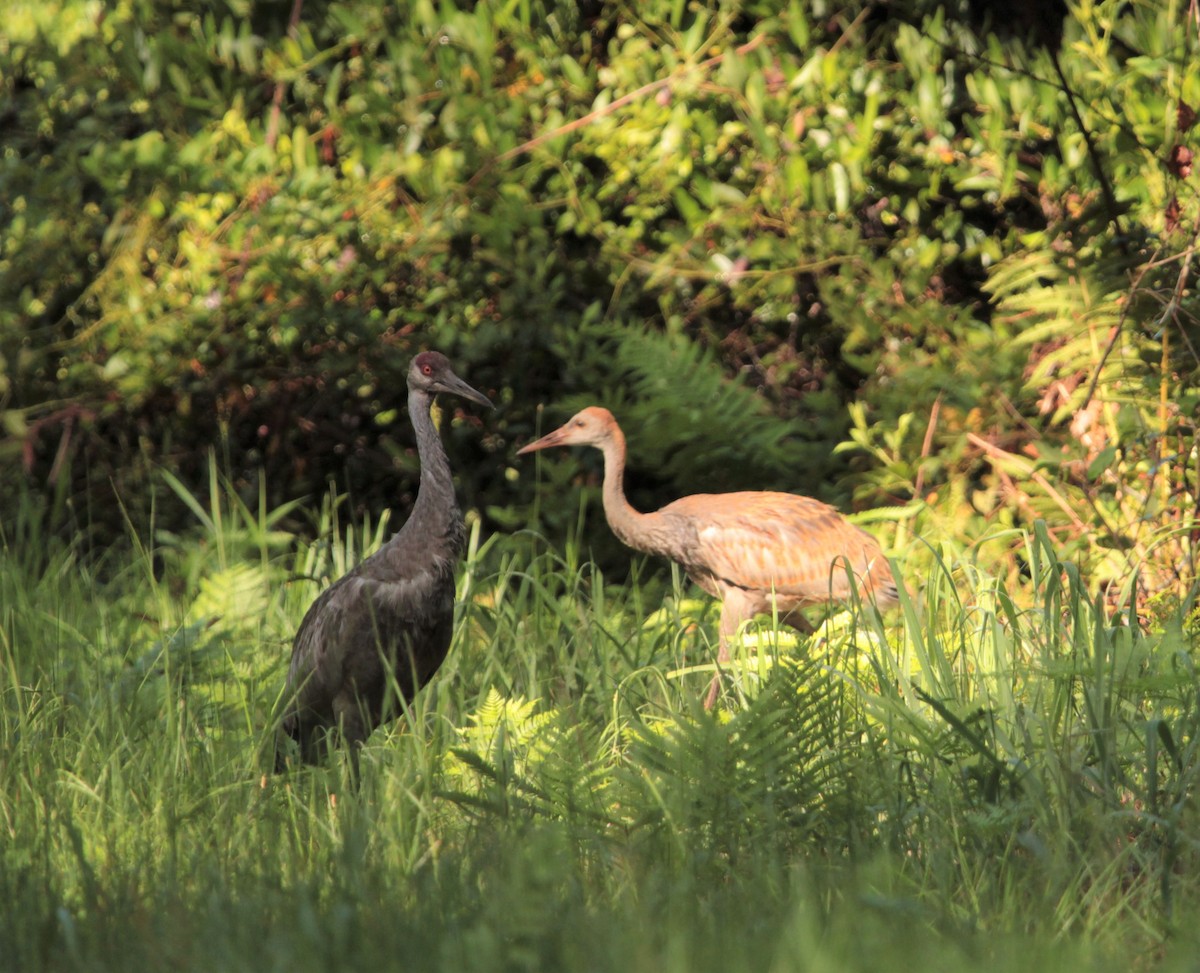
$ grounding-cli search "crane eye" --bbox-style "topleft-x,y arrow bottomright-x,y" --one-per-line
422,364 -> 433,375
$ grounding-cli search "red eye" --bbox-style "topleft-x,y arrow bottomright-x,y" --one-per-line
422,364 -> 433,375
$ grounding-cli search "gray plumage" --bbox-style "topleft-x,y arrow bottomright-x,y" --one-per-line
276,352 -> 492,767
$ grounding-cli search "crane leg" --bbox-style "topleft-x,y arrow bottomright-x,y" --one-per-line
332,690 -> 372,777
703,650 -> 725,710
704,593 -> 751,710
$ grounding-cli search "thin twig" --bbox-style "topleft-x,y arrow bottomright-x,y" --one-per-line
912,394 -> 941,501
467,34 -> 768,186
967,432 -> 1090,533
1079,251 -> 1157,413
1082,212 -> 1200,438
1050,50 -> 1126,244
266,0 -> 305,151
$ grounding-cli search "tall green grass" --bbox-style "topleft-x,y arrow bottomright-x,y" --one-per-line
1,472 -> 1197,972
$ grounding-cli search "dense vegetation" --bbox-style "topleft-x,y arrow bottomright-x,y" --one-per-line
3,482 -> 1199,971
5,0 -> 1197,591
3,0 -> 1199,970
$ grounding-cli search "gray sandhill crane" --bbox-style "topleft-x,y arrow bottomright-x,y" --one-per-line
518,406 -> 898,708
276,352 -> 492,767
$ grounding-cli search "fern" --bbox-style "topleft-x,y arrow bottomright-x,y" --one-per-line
615,654 -> 875,868
186,563 -> 270,635
991,247 -> 1138,426
441,689 -> 615,826
556,321 -> 811,494
972,214 -> 1198,604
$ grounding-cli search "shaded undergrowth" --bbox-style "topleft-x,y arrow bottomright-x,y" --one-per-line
1,478 -> 1198,972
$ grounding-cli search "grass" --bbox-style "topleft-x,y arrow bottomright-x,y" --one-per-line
1,474 -> 1199,972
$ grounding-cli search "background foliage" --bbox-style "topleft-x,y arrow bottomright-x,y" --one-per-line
4,1 -> 1200,970
4,0 -> 1197,602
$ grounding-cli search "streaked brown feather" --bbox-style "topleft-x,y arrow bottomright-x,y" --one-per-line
659,492 -> 896,606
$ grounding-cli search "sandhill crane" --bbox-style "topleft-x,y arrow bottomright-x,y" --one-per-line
518,406 -> 898,708
276,352 -> 492,767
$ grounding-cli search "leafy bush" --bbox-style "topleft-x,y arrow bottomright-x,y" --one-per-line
3,0 -> 1198,604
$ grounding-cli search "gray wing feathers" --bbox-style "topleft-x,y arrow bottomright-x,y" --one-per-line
280,549 -> 456,742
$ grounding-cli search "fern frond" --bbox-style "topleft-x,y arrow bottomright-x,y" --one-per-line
439,689 -> 620,827
615,653 -> 874,859
560,321 -> 810,493
187,563 -> 270,634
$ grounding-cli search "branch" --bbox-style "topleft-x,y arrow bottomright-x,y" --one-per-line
467,34 -> 768,187
266,0 -> 305,152
1049,49 -> 1126,244
966,432 -> 1089,533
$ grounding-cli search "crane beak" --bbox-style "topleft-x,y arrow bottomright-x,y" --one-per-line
516,424 -> 569,455
435,372 -> 493,410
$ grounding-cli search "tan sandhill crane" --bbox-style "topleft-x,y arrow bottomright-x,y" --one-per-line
518,406 -> 898,708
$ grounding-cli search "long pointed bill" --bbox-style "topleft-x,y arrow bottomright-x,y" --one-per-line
516,424 -> 571,455
437,372 -> 493,410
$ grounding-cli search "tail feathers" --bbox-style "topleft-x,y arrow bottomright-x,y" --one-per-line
863,555 -> 902,610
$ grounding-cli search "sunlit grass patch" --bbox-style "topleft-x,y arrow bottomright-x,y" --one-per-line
2,472 -> 1199,972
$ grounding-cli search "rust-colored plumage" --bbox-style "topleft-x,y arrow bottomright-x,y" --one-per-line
518,407 -> 898,707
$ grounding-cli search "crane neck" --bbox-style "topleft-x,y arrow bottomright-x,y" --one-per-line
407,388 -> 459,525
597,428 -> 659,556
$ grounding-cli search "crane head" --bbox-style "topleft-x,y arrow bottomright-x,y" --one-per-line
409,352 -> 493,409
517,406 -> 617,454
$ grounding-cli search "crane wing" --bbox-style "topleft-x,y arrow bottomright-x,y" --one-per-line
661,492 -> 892,604
284,553 -> 456,723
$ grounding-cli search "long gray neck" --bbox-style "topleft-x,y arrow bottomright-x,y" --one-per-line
407,388 -> 459,528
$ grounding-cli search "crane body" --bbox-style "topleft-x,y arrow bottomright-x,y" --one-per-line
276,352 -> 491,767
518,406 -> 898,707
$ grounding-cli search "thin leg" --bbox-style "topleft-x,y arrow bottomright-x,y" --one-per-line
704,593 -> 750,710
703,648 -> 724,710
